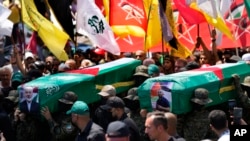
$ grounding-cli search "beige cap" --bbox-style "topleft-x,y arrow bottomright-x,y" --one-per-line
98,85 -> 116,97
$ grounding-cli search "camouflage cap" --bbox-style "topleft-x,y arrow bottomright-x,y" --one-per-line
98,85 -> 116,97
5,90 -> 19,103
241,76 -> 250,87
124,87 -> 138,101
58,91 -> 78,104
133,65 -> 149,78
191,88 -> 212,105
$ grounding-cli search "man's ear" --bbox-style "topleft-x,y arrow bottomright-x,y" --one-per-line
209,124 -> 214,130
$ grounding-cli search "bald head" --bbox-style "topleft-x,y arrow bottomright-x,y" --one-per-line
65,59 -> 76,70
135,50 -> 146,62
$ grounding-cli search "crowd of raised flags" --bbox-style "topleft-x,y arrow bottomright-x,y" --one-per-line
0,0 -> 250,61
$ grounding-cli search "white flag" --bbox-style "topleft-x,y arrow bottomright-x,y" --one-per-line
216,0 -> 233,45
77,0 -> 120,55
220,0 -> 233,16
0,3 -> 13,36
197,0 -> 233,44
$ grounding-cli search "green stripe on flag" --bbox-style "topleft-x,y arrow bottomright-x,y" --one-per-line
245,0 -> 250,18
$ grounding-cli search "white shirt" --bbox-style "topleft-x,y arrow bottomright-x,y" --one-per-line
218,129 -> 230,141
26,101 -> 32,111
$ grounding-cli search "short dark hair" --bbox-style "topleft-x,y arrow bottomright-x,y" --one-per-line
208,110 -> 227,130
147,111 -> 168,130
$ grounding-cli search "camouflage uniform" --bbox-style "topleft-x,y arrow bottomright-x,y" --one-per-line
124,87 -> 150,141
182,110 -> 211,141
14,115 -> 39,141
48,113 -> 77,141
181,88 -> 214,141
42,91 -> 78,141
232,74 -> 250,124
129,112 -> 150,141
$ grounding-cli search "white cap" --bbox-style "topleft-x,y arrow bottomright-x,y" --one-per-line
24,51 -> 34,60
242,53 -> 250,61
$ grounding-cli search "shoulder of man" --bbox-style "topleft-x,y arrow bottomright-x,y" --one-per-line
169,136 -> 186,141
87,122 -> 105,141
95,105 -> 112,117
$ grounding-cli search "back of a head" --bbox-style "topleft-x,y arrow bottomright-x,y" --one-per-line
165,112 -> 177,127
208,110 -> 227,130
185,61 -> 200,70
106,121 -> 130,138
106,96 -> 125,109
176,58 -> 188,66
143,58 -> 155,67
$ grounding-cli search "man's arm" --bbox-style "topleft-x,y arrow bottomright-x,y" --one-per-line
232,74 -> 250,108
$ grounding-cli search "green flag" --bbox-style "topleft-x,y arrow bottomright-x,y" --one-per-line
245,0 -> 250,18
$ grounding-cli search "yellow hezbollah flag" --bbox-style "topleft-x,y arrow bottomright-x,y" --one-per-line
144,0 -> 162,50
164,0 -> 191,58
21,0 -> 69,61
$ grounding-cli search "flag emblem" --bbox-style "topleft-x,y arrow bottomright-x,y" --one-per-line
88,15 -> 105,34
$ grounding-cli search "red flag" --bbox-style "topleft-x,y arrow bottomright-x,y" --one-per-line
95,0 -> 106,16
109,0 -> 147,37
173,0 -> 206,25
26,32 -> 37,55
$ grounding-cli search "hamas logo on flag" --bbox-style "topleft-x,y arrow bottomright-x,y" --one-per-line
88,15 -> 105,35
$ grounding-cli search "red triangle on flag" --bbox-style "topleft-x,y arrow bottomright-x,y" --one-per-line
67,68 -> 99,76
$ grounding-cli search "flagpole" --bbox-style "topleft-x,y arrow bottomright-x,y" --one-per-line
144,0 -> 153,52
197,24 -> 200,37
207,24 -> 212,37
195,24 -> 200,49
161,32 -> 165,57
20,0 -> 26,55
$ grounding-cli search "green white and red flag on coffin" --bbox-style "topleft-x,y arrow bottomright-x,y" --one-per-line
21,58 -> 140,113
137,62 -> 250,114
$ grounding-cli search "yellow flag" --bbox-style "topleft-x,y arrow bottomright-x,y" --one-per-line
191,1 -> 233,40
21,0 -> 69,61
164,0 -> 191,58
144,0 -> 162,50
8,4 -> 20,24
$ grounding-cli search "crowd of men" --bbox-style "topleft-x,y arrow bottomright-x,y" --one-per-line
2,0 -> 250,140
0,37 -> 250,141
